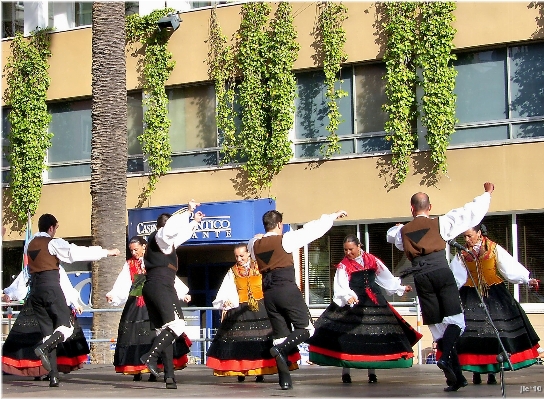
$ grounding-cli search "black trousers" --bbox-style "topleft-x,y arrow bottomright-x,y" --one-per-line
414,267 -> 463,325
29,284 -> 72,337
262,267 -> 310,338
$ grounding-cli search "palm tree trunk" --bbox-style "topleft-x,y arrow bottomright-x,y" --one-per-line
90,2 -> 127,364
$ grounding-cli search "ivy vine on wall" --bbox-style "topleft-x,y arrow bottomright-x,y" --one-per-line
382,2 -> 418,184
417,2 -> 458,176
126,8 -> 176,205
209,3 -> 298,192
318,2 -> 348,157
208,7 -> 237,165
3,28 -> 54,228
382,2 -> 457,183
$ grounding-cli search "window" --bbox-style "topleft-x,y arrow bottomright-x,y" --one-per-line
75,2 -> 92,27
2,110 -> 11,185
301,225 -> 356,306
167,84 -> 218,169
451,43 -> 544,145
127,92 -> 144,173
366,222 -> 416,303
294,68 -> 354,158
517,213 -> 544,304
354,64 -> 391,153
294,65 -> 391,159
1,1 -> 24,39
47,99 -> 92,180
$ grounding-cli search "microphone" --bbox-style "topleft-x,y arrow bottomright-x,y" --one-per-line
447,240 -> 468,253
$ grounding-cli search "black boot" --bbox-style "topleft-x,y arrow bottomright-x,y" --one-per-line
444,348 -> 467,392
437,325 -> 461,384
278,369 -> 293,390
34,331 -> 63,373
472,373 -> 481,384
270,329 -> 310,387
161,345 -> 177,389
48,372 -> 60,388
140,328 -> 176,378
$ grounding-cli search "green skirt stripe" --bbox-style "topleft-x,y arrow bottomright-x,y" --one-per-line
309,352 -> 413,369
461,358 -> 537,373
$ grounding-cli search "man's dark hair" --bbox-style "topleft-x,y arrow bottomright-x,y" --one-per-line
38,214 -> 58,232
234,242 -> 248,252
156,213 -> 172,229
262,210 -> 282,232
410,192 -> 430,212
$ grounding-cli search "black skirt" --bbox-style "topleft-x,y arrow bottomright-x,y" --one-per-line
308,270 -> 421,369
206,299 -> 300,376
2,301 -> 89,377
457,283 -> 540,373
113,295 -> 191,374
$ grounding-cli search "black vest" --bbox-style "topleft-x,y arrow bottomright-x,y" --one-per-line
144,231 -> 178,272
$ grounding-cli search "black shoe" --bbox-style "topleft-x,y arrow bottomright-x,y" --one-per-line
487,374 -> 497,385
472,373 -> 481,384
34,347 -> 52,372
133,373 -> 142,381
437,359 -> 457,384
49,376 -> 60,388
342,373 -> 352,383
444,377 -> 468,392
148,374 -> 157,382
255,375 -> 264,382
34,376 -> 42,381
368,374 -> 378,383
237,376 -> 246,382
165,377 -> 177,389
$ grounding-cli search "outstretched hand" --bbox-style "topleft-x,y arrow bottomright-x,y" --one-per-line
188,199 -> 200,212
483,182 -> 494,194
107,248 -> 121,257
335,210 -> 348,219
194,211 -> 205,223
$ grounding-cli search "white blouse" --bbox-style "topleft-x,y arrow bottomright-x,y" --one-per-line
333,254 -> 406,307
3,265 -> 80,307
106,259 -> 190,307
449,243 -> 531,287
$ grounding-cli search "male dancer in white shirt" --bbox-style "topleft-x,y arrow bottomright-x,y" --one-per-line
249,209 -> 347,390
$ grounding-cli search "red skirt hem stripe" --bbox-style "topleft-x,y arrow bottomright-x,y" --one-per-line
309,345 -> 414,361
457,345 -> 540,365
206,353 -> 301,371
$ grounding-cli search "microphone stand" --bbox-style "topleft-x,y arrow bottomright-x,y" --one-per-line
448,240 -> 512,399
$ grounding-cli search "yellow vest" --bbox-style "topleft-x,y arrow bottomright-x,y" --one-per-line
462,239 -> 503,295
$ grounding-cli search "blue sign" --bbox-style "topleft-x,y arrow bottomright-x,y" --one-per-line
66,271 -> 92,317
128,198 -> 279,245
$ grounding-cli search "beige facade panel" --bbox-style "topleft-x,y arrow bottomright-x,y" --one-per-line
2,2 -> 543,105
3,141 -> 543,241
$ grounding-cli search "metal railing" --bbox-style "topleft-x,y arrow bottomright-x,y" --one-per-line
2,299 -> 425,365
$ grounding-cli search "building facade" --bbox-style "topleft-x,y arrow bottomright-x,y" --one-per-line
2,1 -> 544,357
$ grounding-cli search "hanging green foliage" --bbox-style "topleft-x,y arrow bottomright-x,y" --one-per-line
3,28 -> 54,228
382,2 -> 418,184
318,2 -> 348,157
382,2 -> 458,183
210,3 -> 298,192
266,2 -> 299,183
208,7 -> 237,164
417,1 -> 458,176
126,8 -> 176,204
